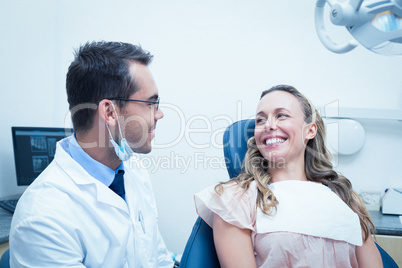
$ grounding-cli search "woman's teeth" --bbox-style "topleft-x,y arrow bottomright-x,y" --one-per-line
266,138 -> 285,146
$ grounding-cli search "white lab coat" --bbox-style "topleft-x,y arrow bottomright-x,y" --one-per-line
9,139 -> 173,268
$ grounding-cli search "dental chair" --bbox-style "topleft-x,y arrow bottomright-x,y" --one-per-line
179,119 -> 398,268
179,119 -> 255,268
0,249 -> 9,268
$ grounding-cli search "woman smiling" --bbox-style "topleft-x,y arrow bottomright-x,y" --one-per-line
195,85 -> 382,268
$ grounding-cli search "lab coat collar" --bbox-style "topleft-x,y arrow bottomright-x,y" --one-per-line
56,138 -> 129,213
68,134 -> 117,187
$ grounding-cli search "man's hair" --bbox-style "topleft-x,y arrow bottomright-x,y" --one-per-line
66,41 -> 153,132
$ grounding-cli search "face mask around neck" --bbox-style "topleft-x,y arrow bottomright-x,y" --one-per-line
106,103 -> 135,161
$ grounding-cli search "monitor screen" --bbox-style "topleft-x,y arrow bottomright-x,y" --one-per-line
12,127 -> 73,186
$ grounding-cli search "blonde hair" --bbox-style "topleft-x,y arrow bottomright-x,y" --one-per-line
216,85 -> 374,241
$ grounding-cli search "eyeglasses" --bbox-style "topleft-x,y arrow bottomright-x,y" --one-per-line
108,97 -> 160,111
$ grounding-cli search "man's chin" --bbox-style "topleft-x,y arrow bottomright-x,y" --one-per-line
133,145 -> 152,154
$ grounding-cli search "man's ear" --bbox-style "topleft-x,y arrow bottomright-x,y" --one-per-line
305,122 -> 317,140
99,99 -> 118,126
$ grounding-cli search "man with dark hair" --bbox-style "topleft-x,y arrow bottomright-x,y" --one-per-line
10,41 -> 174,267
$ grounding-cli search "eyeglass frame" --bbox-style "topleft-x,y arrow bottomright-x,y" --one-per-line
107,97 -> 160,111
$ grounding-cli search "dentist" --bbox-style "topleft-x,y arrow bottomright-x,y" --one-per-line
9,41 -> 174,267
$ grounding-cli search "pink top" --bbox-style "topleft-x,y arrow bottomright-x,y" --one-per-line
195,181 -> 359,268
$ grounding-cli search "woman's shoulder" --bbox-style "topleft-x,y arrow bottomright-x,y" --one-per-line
196,179 -> 258,197
195,180 -> 258,230
218,180 -> 258,197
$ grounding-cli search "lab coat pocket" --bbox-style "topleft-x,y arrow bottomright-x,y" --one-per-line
134,210 -> 158,265
135,210 -> 158,238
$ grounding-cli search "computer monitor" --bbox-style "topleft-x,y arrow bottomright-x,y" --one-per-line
11,127 -> 73,186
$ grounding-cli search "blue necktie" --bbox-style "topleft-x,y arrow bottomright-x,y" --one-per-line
109,170 -> 125,199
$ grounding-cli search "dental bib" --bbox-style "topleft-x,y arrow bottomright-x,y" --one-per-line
256,180 -> 362,246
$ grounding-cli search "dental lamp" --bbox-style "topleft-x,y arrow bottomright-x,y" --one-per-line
315,0 -> 402,55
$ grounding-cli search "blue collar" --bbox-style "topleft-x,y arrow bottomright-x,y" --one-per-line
66,134 -> 124,187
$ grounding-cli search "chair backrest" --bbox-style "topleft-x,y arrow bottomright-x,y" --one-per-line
0,248 -> 10,268
178,217 -> 219,268
180,119 -> 398,268
223,119 -> 256,178
179,119 -> 255,268
375,242 -> 399,268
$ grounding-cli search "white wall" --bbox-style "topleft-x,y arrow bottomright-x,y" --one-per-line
0,0 -> 401,254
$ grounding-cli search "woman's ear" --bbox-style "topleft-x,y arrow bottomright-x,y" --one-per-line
99,99 -> 117,126
305,122 -> 317,140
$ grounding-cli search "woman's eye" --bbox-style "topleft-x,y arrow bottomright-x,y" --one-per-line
256,118 -> 266,124
277,113 -> 288,119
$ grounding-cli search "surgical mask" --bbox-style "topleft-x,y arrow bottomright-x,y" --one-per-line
106,103 -> 135,161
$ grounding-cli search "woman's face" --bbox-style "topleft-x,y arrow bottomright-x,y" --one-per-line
254,90 -> 316,166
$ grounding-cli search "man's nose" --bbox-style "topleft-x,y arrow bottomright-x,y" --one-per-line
155,107 -> 164,121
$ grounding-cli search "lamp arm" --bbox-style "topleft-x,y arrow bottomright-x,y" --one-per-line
350,0 -> 364,10
315,1 -> 359,53
316,0 -> 402,55
316,0 -> 337,7
394,0 -> 402,10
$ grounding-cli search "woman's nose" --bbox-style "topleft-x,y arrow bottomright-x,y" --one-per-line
265,117 -> 277,131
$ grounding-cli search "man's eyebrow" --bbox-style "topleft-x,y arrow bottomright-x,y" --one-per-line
147,94 -> 159,101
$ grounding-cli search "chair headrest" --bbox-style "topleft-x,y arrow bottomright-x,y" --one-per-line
223,119 -> 255,179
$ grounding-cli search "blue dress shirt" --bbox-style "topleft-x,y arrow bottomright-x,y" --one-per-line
65,134 -> 124,187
